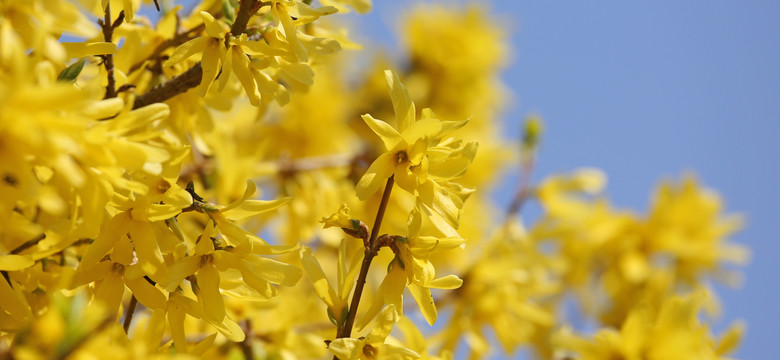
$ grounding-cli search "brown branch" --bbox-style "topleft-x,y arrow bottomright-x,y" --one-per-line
122,295 -> 138,333
239,319 -> 254,360
99,4 -> 122,99
505,157 -> 535,220
335,176 -> 395,344
133,63 -> 203,109
132,0 -> 266,109
10,233 -> 46,254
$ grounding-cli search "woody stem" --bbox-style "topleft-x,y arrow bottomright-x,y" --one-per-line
335,176 -> 394,343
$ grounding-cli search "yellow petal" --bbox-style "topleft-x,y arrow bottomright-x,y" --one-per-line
417,181 -> 460,230
161,256 -> 200,292
80,212 -> 131,269
129,221 -> 168,282
356,152 -> 396,201
377,344 -> 421,360
200,11 -> 228,38
126,277 -> 167,310
94,272 -> 125,319
198,263 -> 225,322
163,37 -> 208,67
232,47 -> 261,106
0,255 -> 34,271
167,301 -> 188,353
367,304 -> 397,342
199,43 -> 221,97
400,118 -> 441,146
361,114 -> 403,151
61,41 -> 117,58
394,163 -> 418,194
407,283 -> 436,325
328,338 -> 362,360
219,180 -> 257,212
300,247 -> 339,309
0,277 -> 31,322
244,255 -> 301,287
716,320 -> 745,355
426,275 -> 462,289
222,198 -> 291,221
276,3 -> 308,62
384,69 -> 415,133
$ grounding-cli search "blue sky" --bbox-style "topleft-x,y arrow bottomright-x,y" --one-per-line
348,1 -> 779,358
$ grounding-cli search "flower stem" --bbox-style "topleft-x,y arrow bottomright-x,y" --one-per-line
336,176 -> 394,341
122,295 -> 138,334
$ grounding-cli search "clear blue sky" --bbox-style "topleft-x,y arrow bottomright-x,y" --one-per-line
350,1 -> 779,358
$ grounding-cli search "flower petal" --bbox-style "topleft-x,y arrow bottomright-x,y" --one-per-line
300,246 -> 339,309
163,37 -> 208,67
426,275 -> 463,289
198,263 -> 225,322
384,69 -> 415,133
407,283 -> 436,325
361,114 -> 403,151
356,152 -> 396,200
367,304 -> 397,343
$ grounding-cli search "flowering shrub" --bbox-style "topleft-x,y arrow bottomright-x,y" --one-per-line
0,1 -> 747,359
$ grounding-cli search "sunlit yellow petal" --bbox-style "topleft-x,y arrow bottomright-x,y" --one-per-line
356,152 -> 396,200
198,263 -> 225,322
407,283 -> 436,325
361,114 -> 403,151
384,69 -> 415,133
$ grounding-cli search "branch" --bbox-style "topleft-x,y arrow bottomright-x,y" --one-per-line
335,176 -> 394,343
122,295 -> 138,333
99,4 -> 123,99
132,0 -> 265,109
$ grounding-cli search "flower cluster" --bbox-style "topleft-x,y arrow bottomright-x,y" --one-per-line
0,1 -> 748,360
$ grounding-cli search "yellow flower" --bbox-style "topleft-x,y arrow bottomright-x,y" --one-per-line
300,240 -> 363,328
356,70 -> 443,199
329,305 -> 420,360
321,203 -> 356,230
552,292 -> 744,360
358,208 -> 464,328
164,12 -> 230,97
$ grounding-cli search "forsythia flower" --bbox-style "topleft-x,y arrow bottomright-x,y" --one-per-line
329,305 -> 420,360
164,12 -> 230,97
356,70 -> 442,199
359,207 -> 464,328
552,292 -> 744,360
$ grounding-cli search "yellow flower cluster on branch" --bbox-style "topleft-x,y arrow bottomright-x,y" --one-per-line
0,1 -> 749,360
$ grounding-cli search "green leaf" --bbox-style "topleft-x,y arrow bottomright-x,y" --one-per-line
222,0 -> 238,24
57,58 -> 86,82
327,308 -> 339,326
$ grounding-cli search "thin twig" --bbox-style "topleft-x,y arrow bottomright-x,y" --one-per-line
10,233 -> 46,254
122,295 -> 139,333
335,176 -> 395,344
239,319 -> 254,360
99,4 -> 121,99
505,157 -> 535,220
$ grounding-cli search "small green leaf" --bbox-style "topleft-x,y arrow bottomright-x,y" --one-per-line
327,308 -> 339,326
222,0 -> 238,24
57,58 -> 86,82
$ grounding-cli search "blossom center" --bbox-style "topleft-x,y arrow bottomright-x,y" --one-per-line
395,151 -> 408,164
362,343 -> 377,359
